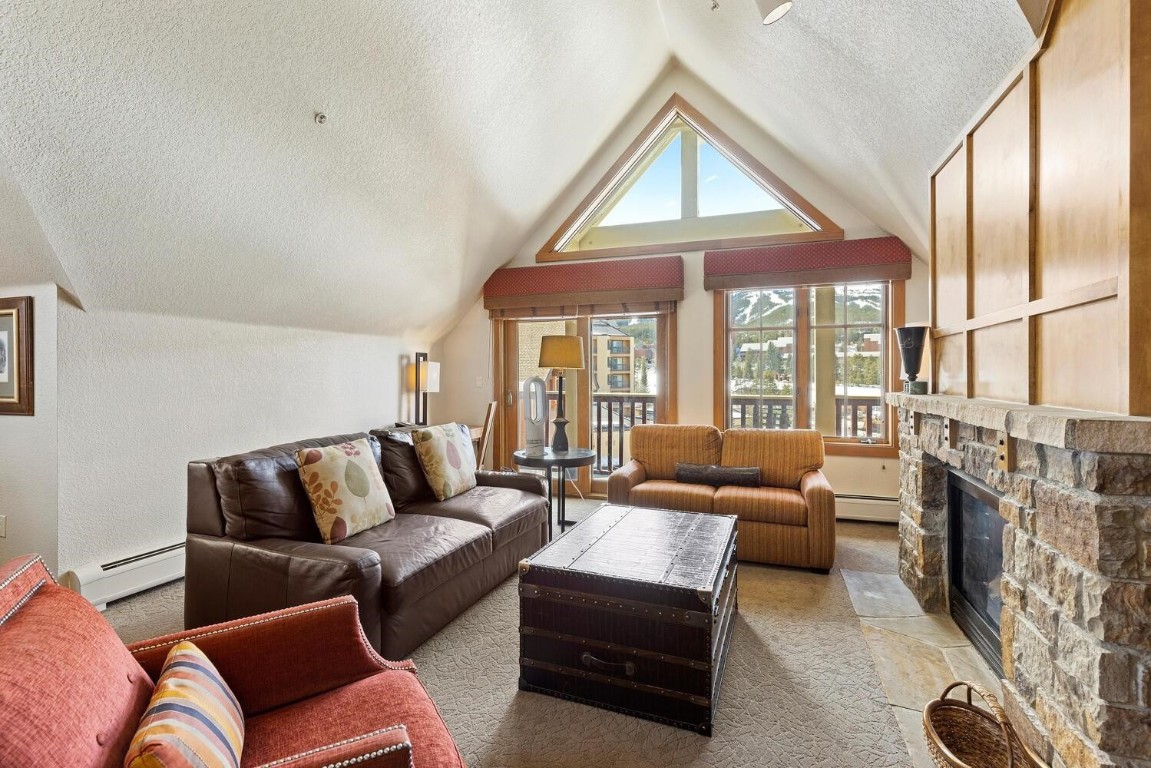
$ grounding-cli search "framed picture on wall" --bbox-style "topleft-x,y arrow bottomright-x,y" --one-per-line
0,296 -> 33,415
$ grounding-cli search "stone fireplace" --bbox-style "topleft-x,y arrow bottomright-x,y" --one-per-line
890,393 -> 1151,768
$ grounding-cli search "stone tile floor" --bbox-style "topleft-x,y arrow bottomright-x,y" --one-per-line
566,497 -> 1003,768
843,571 -> 1003,768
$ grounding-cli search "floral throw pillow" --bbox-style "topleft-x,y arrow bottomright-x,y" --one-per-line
412,423 -> 478,501
296,438 -> 395,544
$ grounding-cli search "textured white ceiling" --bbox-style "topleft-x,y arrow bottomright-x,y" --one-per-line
661,0 -> 1034,253
0,0 -> 1033,336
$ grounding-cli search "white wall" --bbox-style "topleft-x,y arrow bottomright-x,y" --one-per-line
436,65 -> 931,502
55,304 -> 419,572
0,283 -> 59,573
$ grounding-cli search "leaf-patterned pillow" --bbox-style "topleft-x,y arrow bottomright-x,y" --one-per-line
296,438 -> 396,544
412,423 -> 478,501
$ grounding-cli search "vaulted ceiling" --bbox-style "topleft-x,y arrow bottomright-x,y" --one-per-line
0,0 -> 1034,337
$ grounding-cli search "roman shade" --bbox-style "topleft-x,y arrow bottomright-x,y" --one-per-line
703,236 -> 912,290
483,255 -> 684,315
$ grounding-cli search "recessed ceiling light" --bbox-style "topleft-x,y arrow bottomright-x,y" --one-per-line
755,0 -> 794,25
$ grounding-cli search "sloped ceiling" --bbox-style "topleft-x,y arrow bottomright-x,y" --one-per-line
662,0 -> 1035,254
0,0 -> 1033,337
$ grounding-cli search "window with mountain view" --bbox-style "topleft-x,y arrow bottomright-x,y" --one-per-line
724,282 -> 889,443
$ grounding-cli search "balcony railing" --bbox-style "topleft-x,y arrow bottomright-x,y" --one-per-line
536,392 -> 884,477
727,394 -> 884,437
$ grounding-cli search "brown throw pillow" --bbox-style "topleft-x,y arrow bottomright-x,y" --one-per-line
675,463 -> 762,488
372,429 -> 436,507
297,438 -> 396,544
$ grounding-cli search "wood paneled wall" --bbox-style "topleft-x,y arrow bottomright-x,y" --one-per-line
929,0 -> 1150,415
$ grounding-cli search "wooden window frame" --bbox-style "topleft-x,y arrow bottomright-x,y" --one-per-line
712,281 -> 904,458
537,94 -> 843,263
492,306 -> 679,483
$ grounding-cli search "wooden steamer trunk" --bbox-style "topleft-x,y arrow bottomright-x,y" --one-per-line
518,504 -> 738,735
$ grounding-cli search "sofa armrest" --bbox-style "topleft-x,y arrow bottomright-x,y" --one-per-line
185,535 -> 385,650
476,470 -> 547,496
129,596 -> 411,717
800,470 -> 836,570
250,724 -> 412,768
607,460 -> 647,504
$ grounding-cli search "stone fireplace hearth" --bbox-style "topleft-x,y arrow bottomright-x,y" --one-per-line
889,393 -> 1151,768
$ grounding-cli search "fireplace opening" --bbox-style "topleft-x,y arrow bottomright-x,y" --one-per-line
948,470 -> 1005,676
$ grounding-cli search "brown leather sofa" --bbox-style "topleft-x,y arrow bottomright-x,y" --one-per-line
607,424 -> 835,572
186,430 -> 548,659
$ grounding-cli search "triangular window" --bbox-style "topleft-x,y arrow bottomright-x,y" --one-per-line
540,96 -> 841,262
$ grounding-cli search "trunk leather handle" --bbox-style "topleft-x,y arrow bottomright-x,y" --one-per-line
581,652 -> 635,677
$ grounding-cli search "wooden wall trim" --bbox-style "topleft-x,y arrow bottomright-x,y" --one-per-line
1128,0 -> 1151,414
932,277 -> 1120,338
712,291 -> 725,428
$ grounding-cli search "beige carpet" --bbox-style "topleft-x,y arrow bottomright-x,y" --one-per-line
106,516 -> 911,767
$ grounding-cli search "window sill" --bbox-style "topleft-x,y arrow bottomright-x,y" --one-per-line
823,441 -> 898,459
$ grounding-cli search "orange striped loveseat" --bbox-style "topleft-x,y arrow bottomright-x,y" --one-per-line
607,424 -> 835,572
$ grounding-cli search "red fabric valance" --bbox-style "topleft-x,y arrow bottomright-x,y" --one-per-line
703,236 -> 912,290
483,255 -> 684,310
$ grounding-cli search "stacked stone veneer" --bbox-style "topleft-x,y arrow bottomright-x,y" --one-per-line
889,394 -> 1151,768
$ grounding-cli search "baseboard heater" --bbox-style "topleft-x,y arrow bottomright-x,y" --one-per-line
60,542 -> 185,611
835,494 -> 899,522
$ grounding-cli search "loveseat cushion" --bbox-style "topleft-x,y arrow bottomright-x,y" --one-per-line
243,671 -> 463,767
630,479 -> 715,513
402,485 -> 546,549
214,433 -> 379,542
720,428 -> 824,490
714,485 -> 808,526
0,557 -> 154,768
341,513 -> 492,613
630,424 -> 722,481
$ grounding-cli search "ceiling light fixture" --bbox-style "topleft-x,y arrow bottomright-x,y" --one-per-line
755,0 -> 794,24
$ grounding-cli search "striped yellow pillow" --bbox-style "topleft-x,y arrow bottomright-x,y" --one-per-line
124,641 -> 244,768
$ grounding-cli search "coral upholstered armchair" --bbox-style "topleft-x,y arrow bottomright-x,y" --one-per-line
0,554 -> 464,768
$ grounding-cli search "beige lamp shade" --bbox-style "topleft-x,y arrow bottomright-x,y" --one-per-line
406,360 -> 441,393
538,335 -> 585,370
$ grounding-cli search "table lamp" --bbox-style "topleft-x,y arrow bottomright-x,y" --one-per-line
538,335 -> 584,452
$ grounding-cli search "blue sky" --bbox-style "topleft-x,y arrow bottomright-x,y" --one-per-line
601,130 -> 783,226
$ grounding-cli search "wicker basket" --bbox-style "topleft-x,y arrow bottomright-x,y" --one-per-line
923,682 -> 1050,768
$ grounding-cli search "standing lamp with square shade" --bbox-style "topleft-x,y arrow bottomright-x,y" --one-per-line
538,335 -> 585,452
408,352 -> 441,426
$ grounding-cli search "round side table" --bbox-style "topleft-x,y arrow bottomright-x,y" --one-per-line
513,448 -> 596,538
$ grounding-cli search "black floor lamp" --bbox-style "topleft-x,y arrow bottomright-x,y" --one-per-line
410,352 -> 441,426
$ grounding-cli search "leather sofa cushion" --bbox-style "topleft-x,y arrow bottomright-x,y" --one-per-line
630,424 -> 722,481
720,428 -> 824,490
402,485 -> 546,550
370,429 -> 436,507
630,480 -> 715,514
342,514 -> 491,613
714,485 -> 808,526
214,433 -> 379,542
